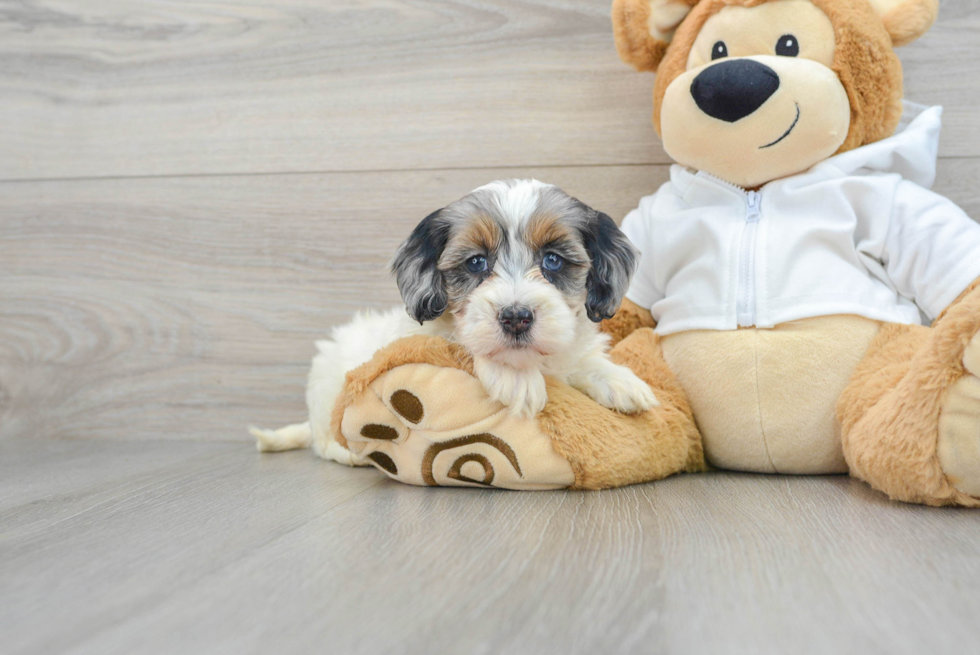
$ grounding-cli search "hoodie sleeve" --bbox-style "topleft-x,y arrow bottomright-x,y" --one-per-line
883,180 -> 980,320
620,204 -> 665,312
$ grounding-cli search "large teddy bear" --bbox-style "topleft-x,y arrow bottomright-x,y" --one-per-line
275,0 -> 980,507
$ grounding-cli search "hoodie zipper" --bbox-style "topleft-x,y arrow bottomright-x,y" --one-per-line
695,171 -> 763,328
737,190 -> 762,327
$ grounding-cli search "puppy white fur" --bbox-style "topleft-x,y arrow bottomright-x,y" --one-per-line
252,180 -> 657,463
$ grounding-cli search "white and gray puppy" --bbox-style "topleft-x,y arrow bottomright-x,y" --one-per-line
252,179 -> 657,463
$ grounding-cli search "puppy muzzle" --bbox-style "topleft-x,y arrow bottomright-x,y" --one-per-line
498,305 -> 534,337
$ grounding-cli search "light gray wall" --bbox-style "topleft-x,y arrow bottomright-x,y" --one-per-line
1,0 -> 978,442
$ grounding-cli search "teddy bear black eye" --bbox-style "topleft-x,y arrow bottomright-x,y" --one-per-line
776,34 -> 799,57
711,41 -> 728,60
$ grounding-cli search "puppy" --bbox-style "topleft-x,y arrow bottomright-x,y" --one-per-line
252,179 -> 657,463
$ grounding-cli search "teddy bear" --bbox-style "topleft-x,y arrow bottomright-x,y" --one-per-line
271,0 -> 980,507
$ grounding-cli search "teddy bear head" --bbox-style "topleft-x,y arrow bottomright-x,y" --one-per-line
612,0 -> 938,188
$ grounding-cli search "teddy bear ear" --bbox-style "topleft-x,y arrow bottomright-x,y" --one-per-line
612,0 -> 698,72
867,0 -> 939,47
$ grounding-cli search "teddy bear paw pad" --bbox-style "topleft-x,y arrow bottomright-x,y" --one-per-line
963,330 -> 980,378
938,372 -> 980,498
339,363 -> 574,490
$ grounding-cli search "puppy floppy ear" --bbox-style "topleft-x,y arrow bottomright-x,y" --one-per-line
867,0 -> 938,46
391,209 -> 451,324
578,206 -> 638,323
612,0 -> 697,72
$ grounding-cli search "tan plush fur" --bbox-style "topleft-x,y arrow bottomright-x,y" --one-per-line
540,328 -> 706,490
870,0 -> 939,46
333,329 -> 704,490
938,374 -> 980,497
811,0 -> 904,153
328,0 -> 977,504
612,0 -> 700,72
837,277 -> 980,507
600,297 -> 657,347
332,336 -> 475,450
612,0 -> 663,73
338,361 -> 577,489
332,274 -> 980,500
662,315 -> 880,474
614,0 -> 905,153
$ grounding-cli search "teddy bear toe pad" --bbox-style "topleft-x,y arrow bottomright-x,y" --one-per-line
341,363 -> 575,490
938,334 -> 980,497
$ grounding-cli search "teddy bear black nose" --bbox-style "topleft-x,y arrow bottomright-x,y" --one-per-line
690,59 -> 780,123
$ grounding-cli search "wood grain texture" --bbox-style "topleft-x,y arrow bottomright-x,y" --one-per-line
2,4 -> 979,655
2,440 -> 979,655
3,160 -> 979,443
0,440 -> 385,655
0,164 -> 670,442
0,0 -> 977,181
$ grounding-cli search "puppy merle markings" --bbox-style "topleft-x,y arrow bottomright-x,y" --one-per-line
392,208 -> 451,324
579,207 -> 638,323
390,179 -> 657,418
253,180 -> 658,465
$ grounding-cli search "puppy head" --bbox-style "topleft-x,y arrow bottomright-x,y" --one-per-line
391,180 -> 637,365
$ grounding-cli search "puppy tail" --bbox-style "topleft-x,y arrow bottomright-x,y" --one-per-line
249,422 -> 313,452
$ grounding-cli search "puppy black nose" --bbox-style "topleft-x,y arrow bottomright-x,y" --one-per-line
690,59 -> 780,123
499,306 -> 534,336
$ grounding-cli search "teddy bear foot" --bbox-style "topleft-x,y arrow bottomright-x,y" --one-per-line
938,332 -> 980,497
339,361 -> 575,489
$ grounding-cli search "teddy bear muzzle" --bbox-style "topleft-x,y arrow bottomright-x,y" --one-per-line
690,59 -> 780,123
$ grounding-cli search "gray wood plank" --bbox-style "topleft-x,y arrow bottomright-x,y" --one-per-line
0,440 -> 384,655
3,160 -> 979,444
0,164 -> 671,443
0,0 -> 977,181
0,438 -> 240,512
2,441 -> 978,655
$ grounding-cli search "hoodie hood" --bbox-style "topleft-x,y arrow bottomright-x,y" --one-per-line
815,101 -> 941,189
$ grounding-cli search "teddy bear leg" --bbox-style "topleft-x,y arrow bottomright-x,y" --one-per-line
838,288 -> 980,506
536,327 -> 706,490
334,330 -> 704,490
331,336 -> 578,489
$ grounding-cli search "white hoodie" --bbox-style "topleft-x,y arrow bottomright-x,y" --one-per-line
621,103 -> 980,336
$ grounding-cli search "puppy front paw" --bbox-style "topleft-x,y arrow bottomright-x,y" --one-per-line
474,357 -> 548,419
577,364 -> 659,414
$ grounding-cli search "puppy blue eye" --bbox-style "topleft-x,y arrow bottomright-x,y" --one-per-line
466,255 -> 488,274
542,253 -> 564,272
711,41 -> 728,60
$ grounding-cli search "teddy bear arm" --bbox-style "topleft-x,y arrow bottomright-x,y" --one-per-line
599,297 -> 657,347
545,327 -> 706,490
933,276 -> 980,324
333,330 -> 703,490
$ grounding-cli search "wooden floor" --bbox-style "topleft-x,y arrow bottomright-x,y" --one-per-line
2,1 -> 980,653
3,439 -> 980,655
